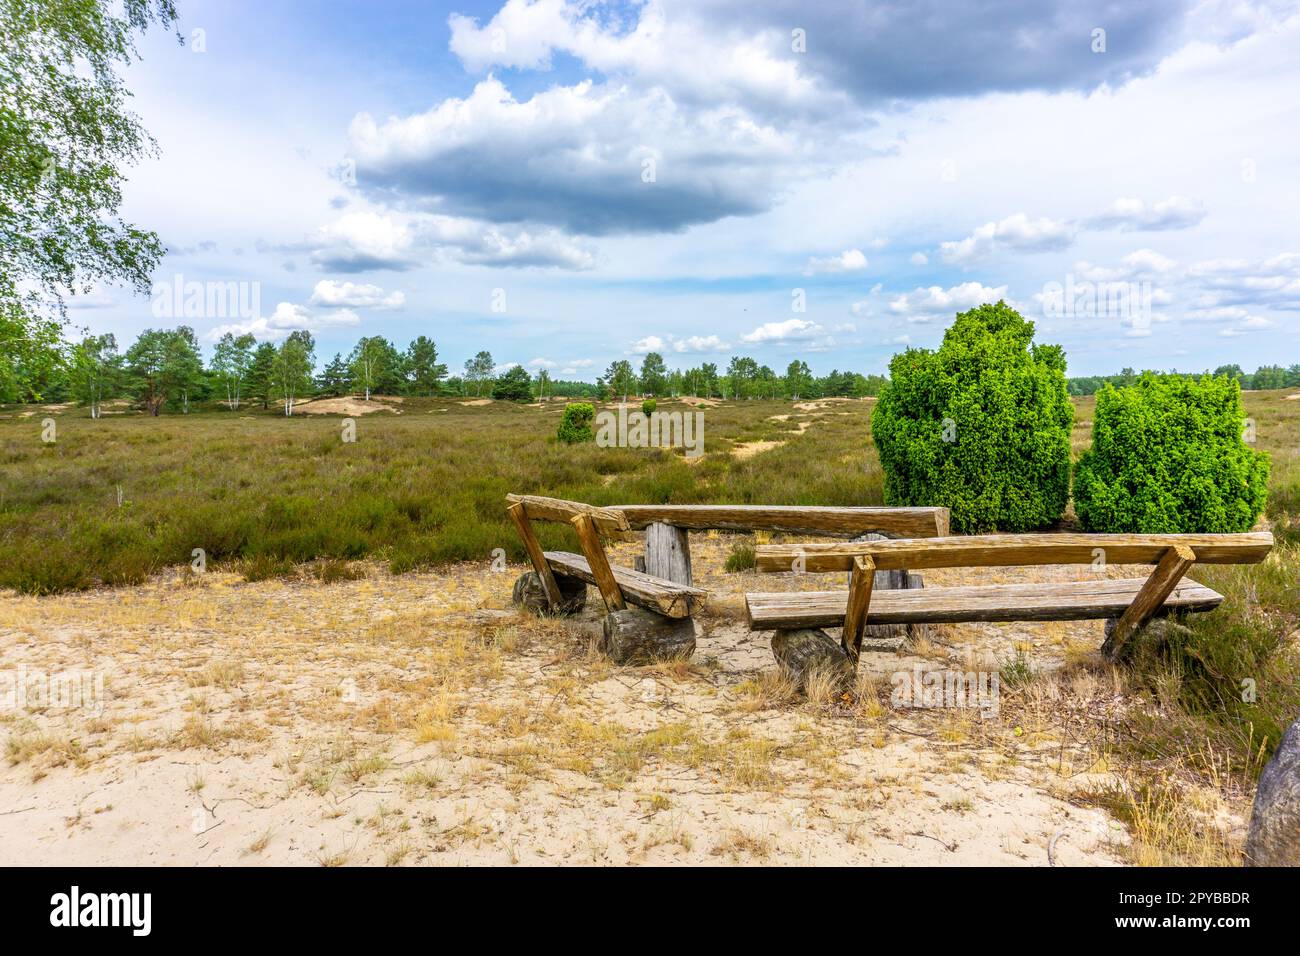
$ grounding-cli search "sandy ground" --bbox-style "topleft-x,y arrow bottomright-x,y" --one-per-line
292,397 -> 400,416
0,539 -> 1136,866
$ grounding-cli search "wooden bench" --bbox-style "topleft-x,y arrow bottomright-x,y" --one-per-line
749,532 -> 1274,663
505,494 -> 950,662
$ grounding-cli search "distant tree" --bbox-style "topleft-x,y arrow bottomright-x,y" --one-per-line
726,356 -> 758,398
315,352 -> 349,397
604,359 -> 636,402
639,352 -> 667,396
784,360 -> 812,400
405,336 -> 447,396
69,334 -> 122,418
492,364 -> 533,402
1213,364 -> 1243,382
123,328 -> 173,416
535,367 -> 551,401
349,336 -> 396,401
165,325 -> 205,413
211,332 -> 255,410
1250,365 -> 1287,390
275,331 -> 314,416
698,362 -> 719,398
464,350 -> 495,397
246,342 -> 277,409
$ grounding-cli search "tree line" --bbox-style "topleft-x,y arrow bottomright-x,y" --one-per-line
1066,364 -> 1300,396
7,323 -> 1299,415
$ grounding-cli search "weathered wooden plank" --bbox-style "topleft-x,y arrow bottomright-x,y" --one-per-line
507,501 -> 562,609
756,532 -> 1274,573
505,494 -> 630,535
611,504 -> 949,538
570,514 -> 626,612
644,522 -> 692,586
544,551 -> 708,619
841,555 -> 876,662
745,577 -> 1223,629
1104,545 -> 1196,660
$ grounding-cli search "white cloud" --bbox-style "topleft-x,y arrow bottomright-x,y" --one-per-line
206,302 -> 360,342
741,318 -> 824,343
1072,248 -> 1180,281
888,282 -> 1009,321
629,335 -> 666,354
305,209 -> 596,272
1087,195 -> 1207,231
909,252 -> 928,266
310,279 -> 406,310
527,357 -> 557,368
309,212 -> 420,272
803,248 -> 868,275
348,75 -> 811,236
939,214 -> 1077,264
673,335 -> 730,353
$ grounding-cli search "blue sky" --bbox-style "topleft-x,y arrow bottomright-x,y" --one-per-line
70,0 -> 1300,378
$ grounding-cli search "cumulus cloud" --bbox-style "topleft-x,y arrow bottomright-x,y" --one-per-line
447,0 -> 1214,109
310,279 -> 406,310
1087,196 -> 1207,231
308,212 -> 421,272
940,214 -> 1076,264
888,282 -> 1009,321
673,335 -> 730,353
740,318 -> 825,343
1072,249 -> 1180,282
1187,252 -> 1300,308
301,209 -> 595,272
347,76 -> 804,236
803,248 -> 868,275
629,335 -> 667,354
206,302 -> 361,342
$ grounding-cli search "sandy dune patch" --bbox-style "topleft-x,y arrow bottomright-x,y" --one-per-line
459,399 -> 494,406
293,397 -> 397,416
732,440 -> 783,459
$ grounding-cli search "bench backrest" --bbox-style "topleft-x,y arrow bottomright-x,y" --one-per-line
755,532 -> 1275,573
507,494 -> 950,539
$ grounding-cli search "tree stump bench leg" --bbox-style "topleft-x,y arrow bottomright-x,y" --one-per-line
512,571 -> 587,616
602,521 -> 696,664
603,608 -> 697,664
771,628 -> 853,691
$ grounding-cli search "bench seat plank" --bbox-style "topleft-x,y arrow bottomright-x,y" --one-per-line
745,577 -> 1223,629
544,551 -> 707,619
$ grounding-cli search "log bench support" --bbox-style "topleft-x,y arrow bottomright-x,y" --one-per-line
508,501 -> 586,615
1102,544 -> 1196,661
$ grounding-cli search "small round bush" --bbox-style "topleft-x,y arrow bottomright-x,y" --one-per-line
871,301 -> 1073,533
1074,373 -> 1269,532
641,398 -> 657,416
557,402 -> 595,444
